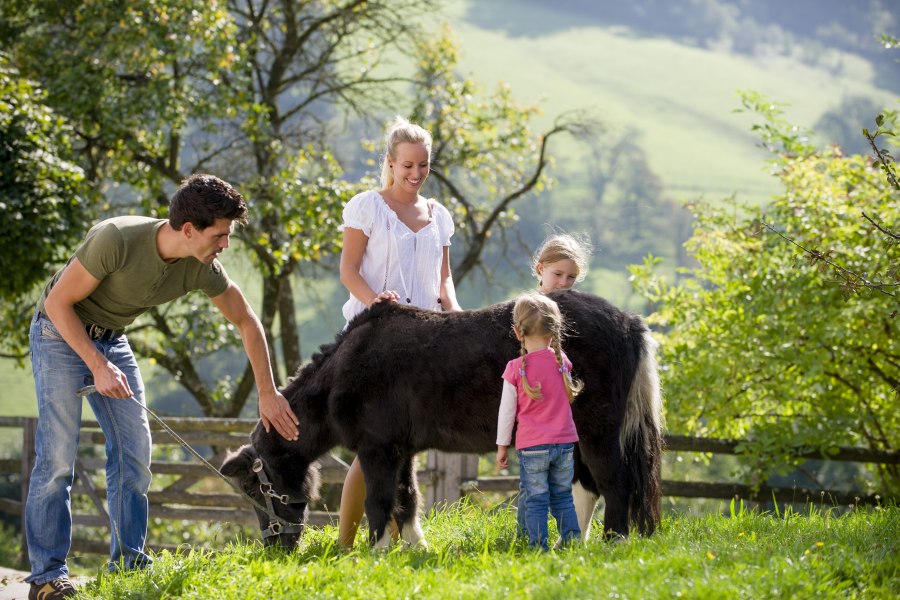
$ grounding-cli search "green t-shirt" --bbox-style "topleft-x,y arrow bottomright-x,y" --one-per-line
37,216 -> 230,330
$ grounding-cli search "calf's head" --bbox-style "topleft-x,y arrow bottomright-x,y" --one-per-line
220,444 -> 321,548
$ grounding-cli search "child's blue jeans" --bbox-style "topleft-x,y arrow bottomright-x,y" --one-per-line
517,443 -> 581,550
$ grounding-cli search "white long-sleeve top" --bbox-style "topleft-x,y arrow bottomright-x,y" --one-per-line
496,380 -> 518,446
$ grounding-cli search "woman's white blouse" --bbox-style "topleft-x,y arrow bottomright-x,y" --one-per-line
340,190 -> 454,323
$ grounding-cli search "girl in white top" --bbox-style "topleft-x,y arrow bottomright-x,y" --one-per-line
337,116 -> 462,547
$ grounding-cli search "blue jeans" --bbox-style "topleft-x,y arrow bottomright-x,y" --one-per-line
518,443 -> 580,550
26,313 -> 153,583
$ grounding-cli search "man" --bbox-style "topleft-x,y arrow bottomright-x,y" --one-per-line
25,174 -> 300,599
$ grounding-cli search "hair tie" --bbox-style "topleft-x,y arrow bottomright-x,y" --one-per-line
519,367 -> 526,377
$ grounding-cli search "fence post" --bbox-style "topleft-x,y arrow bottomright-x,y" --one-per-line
425,451 -> 479,510
21,418 -> 36,567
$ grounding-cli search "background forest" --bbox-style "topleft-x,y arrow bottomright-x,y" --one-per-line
1,0 -> 898,499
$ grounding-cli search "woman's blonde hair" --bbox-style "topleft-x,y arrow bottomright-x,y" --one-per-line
379,115 -> 433,189
532,232 -> 593,284
512,292 -> 583,403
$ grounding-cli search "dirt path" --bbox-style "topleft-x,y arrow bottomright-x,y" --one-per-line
0,567 -> 91,600
0,567 -> 32,600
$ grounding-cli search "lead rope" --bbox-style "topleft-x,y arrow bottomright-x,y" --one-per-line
75,385 -> 303,533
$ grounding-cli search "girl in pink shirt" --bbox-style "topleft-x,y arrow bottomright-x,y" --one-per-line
496,293 -> 583,550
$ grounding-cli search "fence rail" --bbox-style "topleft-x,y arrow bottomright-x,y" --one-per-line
1,416 -> 897,556
461,434 -> 896,506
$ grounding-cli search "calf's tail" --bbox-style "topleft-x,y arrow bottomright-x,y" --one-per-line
620,329 -> 664,534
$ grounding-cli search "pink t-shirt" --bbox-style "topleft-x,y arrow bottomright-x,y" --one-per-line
502,348 -> 579,449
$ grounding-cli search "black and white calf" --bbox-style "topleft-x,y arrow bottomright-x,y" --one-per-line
221,290 -> 663,548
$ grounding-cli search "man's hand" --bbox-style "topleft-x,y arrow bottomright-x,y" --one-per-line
259,389 -> 299,441
210,284 -> 299,441
92,361 -> 133,399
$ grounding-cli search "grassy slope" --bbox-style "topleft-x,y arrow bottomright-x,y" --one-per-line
0,361 -> 34,417
0,358 -> 36,454
81,503 -> 899,599
445,0 -> 897,207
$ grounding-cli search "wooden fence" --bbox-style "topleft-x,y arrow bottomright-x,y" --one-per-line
1,416 -> 897,557
463,435 -> 898,506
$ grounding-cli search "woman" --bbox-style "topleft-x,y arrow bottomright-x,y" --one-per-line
337,115 -> 462,547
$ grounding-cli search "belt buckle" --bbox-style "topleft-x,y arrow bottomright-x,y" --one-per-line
88,324 -> 104,340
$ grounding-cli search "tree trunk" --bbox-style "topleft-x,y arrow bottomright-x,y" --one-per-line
279,273 -> 302,377
261,274 -> 283,386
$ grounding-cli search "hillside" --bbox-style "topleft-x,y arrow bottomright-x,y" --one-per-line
445,0 -> 898,207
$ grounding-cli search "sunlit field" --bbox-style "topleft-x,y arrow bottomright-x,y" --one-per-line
70,501 -> 899,599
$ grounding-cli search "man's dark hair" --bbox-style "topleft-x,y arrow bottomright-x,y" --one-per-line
169,174 -> 249,230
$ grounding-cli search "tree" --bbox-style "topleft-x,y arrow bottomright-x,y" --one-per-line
780,35 -> 899,306
576,129 -> 693,269
0,1 -> 587,418
0,53 -> 90,360
406,26 -> 599,283
864,34 -> 900,193
631,92 -> 899,495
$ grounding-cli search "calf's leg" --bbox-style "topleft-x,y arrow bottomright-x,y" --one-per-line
572,481 -> 599,542
579,439 -> 630,538
394,454 -> 426,548
572,445 -> 599,541
357,445 -> 400,548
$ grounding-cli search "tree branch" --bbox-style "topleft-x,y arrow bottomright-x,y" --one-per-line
862,211 -> 900,241
760,220 -> 897,299
452,118 -> 581,281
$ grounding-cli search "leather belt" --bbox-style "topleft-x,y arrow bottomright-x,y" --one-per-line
38,312 -> 124,341
85,322 -> 124,341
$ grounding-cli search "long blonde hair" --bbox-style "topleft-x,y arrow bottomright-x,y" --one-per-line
379,115 -> 433,189
512,293 -> 584,403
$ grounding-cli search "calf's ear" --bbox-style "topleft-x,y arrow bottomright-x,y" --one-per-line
220,444 -> 258,477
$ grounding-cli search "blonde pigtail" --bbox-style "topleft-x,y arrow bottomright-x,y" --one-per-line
552,336 -> 583,404
519,342 -> 543,400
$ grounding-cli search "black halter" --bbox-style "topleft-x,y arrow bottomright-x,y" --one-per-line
252,457 -> 307,539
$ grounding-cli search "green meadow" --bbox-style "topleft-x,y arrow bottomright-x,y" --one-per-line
55,502 -> 900,599
1,6 -> 898,597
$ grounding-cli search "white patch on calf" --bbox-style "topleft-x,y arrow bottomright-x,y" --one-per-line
373,528 -> 392,550
572,481 -> 599,541
399,516 -> 428,549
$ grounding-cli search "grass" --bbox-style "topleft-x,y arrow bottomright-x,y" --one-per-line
0,359 -> 36,417
69,501 -> 898,599
0,358 -> 38,454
